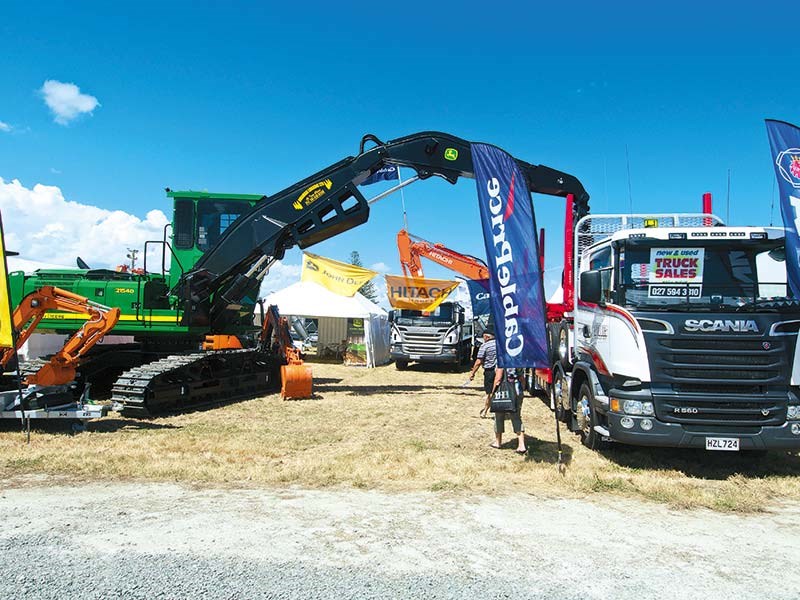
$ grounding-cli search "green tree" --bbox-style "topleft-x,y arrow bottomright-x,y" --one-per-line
350,250 -> 378,303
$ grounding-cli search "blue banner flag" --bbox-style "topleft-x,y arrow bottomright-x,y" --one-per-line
361,165 -> 399,186
465,278 -> 491,316
471,143 -> 548,368
766,119 -> 800,298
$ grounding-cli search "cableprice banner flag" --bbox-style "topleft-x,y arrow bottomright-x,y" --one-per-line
471,143 -> 548,368
0,213 -> 14,348
301,252 -> 378,297
766,119 -> 800,297
361,165 -> 399,186
385,275 -> 460,311
465,278 -> 491,316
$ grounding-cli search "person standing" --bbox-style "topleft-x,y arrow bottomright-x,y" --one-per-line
491,367 -> 526,454
469,328 -> 497,418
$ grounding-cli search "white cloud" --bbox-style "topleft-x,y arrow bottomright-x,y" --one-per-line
369,261 -> 391,273
40,80 -> 100,125
258,261 -> 302,299
0,121 -> 10,132
0,178 -> 168,270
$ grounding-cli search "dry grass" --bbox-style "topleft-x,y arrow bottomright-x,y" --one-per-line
2,362 -> 800,512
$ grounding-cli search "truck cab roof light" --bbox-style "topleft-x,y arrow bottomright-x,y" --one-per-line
691,232 -> 708,237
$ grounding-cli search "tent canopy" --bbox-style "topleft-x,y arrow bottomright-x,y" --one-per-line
264,281 -> 386,319
264,281 -> 390,368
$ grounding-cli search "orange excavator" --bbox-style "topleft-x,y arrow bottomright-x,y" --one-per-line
202,303 -> 311,399
397,229 -> 489,280
0,286 -> 121,388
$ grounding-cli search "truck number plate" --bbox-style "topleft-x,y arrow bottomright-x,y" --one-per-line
705,437 -> 739,451
410,355 -> 421,360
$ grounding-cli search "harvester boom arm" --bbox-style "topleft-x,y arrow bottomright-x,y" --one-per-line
178,131 -> 589,331
397,229 -> 490,280
0,286 -> 121,386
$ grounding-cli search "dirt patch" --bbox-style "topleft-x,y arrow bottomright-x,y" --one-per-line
1,362 -> 799,512
2,480 -> 799,599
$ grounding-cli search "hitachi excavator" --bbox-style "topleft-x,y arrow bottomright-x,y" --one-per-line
6,131 -> 588,416
391,230 -> 491,369
397,229 -> 490,281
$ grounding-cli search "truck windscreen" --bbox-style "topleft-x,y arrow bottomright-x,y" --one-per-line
396,304 -> 455,326
619,240 -> 789,310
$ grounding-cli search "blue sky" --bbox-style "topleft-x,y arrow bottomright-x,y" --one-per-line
1,1 -> 798,296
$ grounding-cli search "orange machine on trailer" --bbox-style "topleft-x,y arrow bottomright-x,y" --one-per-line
0,286 -> 120,387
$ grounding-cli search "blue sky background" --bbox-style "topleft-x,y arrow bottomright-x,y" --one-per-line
1,1 -> 798,296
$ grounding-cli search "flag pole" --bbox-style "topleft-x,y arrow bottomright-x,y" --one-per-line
398,167 -> 409,231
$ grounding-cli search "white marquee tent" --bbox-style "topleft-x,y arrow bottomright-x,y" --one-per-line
264,281 -> 390,367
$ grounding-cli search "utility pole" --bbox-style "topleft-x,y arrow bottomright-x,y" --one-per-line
126,248 -> 139,271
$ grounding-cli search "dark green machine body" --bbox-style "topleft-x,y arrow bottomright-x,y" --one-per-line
8,190 -> 265,340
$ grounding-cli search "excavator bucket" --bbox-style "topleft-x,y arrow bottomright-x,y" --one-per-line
280,363 -> 312,399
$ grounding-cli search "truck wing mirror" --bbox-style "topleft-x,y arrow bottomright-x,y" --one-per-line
388,310 -> 395,323
579,270 -> 603,304
458,313 -> 465,325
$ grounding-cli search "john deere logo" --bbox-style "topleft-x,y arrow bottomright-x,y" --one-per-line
444,148 -> 458,161
644,218 -> 658,228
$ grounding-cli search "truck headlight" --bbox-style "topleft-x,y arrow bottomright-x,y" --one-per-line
788,405 -> 800,420
623,400 -> 643,415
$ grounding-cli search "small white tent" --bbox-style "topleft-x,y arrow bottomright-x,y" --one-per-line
264,281 -> 390,367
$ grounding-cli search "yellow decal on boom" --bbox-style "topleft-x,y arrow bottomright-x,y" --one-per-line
293,179 -> 333,210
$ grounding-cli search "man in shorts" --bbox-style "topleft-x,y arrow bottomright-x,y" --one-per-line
469,327 -> 497,418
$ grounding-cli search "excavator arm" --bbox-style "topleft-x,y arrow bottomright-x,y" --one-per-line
257,304 -> 311,399
0,286 -> 121,386
397,229 -> 490,280
178,131 -> 589,332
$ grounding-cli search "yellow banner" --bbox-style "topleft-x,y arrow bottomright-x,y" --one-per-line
0,218 -> 14,348
385,275 -> 460,311
301,252 -> 378,297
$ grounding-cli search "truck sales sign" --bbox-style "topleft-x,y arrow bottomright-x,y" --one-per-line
646,247 -> 704,298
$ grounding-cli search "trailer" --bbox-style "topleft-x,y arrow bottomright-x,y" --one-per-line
0,384 -> 109,432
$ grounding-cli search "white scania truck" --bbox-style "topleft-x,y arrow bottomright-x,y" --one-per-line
536,210 -> 800,452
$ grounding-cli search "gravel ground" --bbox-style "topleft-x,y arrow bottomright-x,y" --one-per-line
2,478 -> 799,599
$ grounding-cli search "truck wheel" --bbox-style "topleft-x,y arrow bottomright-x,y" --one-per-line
576,381 -> 605,450
395,360 -> 408,371
552,368 -> 570,423
557,323 -> 572,369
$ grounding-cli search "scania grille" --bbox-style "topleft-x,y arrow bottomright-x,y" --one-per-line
655,396 -> 785,426
397,327 -> 447,354
653,336 -> 786,390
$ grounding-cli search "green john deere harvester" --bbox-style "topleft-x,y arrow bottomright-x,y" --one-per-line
5,190 -> 283,416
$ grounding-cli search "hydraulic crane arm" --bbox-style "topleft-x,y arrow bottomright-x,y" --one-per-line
178,131 -> 589,331
0,286 -> 121,386
397,229 -> 490,280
